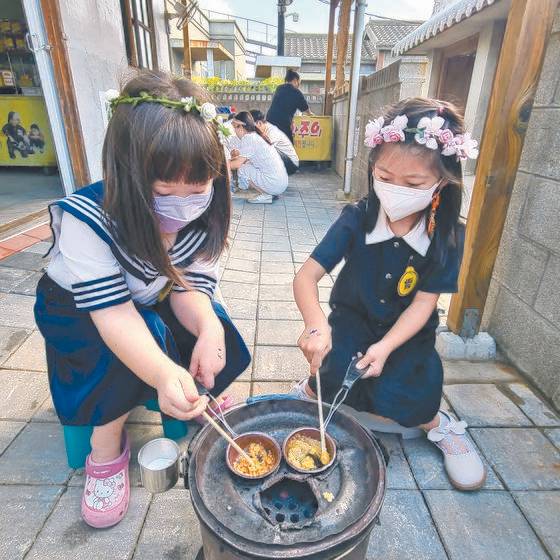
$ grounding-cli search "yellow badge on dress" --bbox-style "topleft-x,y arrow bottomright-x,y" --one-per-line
397,266 -> 418,296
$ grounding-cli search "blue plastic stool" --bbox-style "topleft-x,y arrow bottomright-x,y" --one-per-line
62,399 -> 189,469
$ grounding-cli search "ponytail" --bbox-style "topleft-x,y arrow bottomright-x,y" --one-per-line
234,111 -> 272,145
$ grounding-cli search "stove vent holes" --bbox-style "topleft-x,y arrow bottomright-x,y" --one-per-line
260,479 -> 319,528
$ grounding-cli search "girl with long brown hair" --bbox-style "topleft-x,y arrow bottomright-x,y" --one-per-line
293,97 -> 486,491
34,71 -> 250,528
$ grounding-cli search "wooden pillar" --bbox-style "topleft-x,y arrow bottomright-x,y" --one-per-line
182,1 -> 192,78
323,0 -> 339,115
40,0 -> 89,186
334,0 -> 352,92
447,0 -> 558,337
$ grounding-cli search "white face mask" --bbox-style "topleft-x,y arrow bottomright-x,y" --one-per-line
373,178 -> 440,222
153,186 -> 214,233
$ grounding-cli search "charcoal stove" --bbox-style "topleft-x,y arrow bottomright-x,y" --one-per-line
185,395 -> 386,560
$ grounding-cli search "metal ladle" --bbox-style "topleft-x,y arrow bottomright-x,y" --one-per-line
323,356 -> 369,430
284,357 -> 368,474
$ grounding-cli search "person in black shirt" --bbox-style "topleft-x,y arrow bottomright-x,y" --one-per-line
266,69 -> 313,144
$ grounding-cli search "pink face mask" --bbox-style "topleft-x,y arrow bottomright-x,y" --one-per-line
153,187 -> 214,233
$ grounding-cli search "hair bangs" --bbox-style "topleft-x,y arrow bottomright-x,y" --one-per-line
103,70 -> 231,287
146,112 -> 224,186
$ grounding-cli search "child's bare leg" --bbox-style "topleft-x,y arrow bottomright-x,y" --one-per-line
418,415 -> 440,431
90,412 -> 129,462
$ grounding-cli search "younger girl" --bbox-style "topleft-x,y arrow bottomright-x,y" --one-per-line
228,111 -> 288,204
34,71 -> 251,528
293,98 -> 485,491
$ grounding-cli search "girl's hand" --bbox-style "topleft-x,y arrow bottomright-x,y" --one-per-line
156,364 -> 209,420
356,342 -> 392,378
230,148 -> 240,158
189,319 -> 226,390
297,325 -> 332,375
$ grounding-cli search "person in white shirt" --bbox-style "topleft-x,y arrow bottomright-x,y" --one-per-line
219,117 -> 239,191
250,109 -> 299,175
228,111 -> 289,204
221,116 -> 239,159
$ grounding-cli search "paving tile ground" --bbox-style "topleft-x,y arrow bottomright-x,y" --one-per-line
512,491 -> 560,559
424,490 -> 550,560
0,170 -> 557,559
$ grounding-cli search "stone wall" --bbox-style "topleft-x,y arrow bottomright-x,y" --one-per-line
482,10 -> 560,408
332,57 -> 428,197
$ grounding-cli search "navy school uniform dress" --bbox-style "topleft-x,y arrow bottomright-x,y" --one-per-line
308,199 -> 463,428
34,182 -> 251,426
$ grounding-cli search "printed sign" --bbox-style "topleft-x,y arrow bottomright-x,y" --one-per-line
292,116 -> 332,161
0,95 -> 56,167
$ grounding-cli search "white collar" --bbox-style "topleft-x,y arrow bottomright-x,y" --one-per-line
365,207 -> 431,256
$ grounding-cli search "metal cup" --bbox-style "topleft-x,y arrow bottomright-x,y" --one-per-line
138,438 -> 181,493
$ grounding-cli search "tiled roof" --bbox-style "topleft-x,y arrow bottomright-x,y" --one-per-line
284,33 -> 376,62
365,19 -> 424,49
393,0 -> 501,55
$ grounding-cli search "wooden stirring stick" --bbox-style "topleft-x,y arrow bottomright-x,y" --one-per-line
315,371 -> 328,463
201,410 -> 256,466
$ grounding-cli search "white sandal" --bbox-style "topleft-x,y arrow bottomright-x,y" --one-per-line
247,193 -> 274,204
427,410 -> 486,490
290,378 -> 316,402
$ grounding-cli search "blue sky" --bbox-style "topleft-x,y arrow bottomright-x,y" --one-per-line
197,0 -> 434,34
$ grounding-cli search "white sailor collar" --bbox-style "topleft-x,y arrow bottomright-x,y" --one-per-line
365,207 -> 431,256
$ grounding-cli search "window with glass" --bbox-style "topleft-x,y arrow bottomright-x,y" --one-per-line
120,0 -> 158,69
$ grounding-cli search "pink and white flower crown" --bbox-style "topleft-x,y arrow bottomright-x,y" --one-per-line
364,114 -> 479,161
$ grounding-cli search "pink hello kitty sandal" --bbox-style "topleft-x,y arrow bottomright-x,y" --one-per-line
81,432 -> 131,529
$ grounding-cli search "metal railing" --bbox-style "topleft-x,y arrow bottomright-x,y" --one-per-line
202,9 -> 287,49
212,89 -> 323,103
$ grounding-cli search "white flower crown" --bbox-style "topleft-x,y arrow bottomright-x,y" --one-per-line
105,89 -> 231,143
364,114 -> 479,161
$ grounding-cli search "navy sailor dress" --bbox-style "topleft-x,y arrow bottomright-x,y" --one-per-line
34,181 -> 251,426
309,200 -> 463,428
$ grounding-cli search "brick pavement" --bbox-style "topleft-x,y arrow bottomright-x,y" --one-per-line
0,170 -> 558,560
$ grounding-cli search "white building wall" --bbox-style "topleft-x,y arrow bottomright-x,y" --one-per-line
152,0 -> 171,72
57,0 -> 170,183
463,20 -> 504,174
